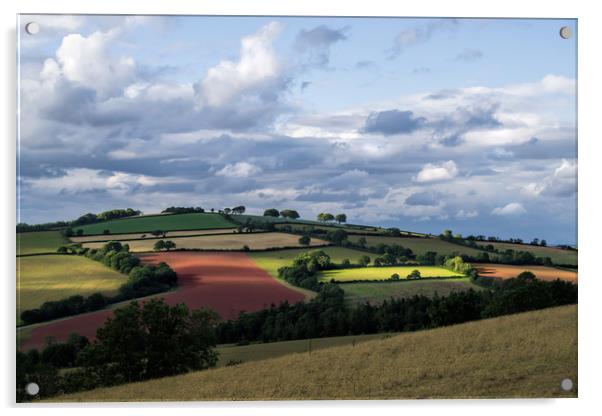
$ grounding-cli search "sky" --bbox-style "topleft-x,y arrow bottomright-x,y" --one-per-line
17,15 -> 577,244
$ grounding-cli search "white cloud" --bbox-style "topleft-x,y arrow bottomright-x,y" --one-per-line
415,160 -> 458,183
491,202 -> 526,216
455,209 -> 478,219
215,162 -> 262,178
521,182 -> 546,198
42,29 -> 136,97
554,159 -> 577,178
196,22 -> 282,107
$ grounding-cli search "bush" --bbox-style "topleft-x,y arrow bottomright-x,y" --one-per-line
299,235 -> 311,246
390,273 -> 400,281
407,269 -> 421,279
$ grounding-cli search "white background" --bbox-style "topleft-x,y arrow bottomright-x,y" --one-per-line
2,0 -> 600,414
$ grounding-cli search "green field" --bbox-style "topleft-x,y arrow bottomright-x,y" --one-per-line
347,235 -> 487,257
56,305 -> 577,401
249,246 -> 371,278
16,255 -> 126,322
341,278 -> 483,305
319,266 -> 463,282
17,231 -> 67,256
486,241 -> 577,265
73,213 -> 236,235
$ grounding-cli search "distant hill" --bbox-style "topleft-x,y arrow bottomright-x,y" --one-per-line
52,305 -> 577,401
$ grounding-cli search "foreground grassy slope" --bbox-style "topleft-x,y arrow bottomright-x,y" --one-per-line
250,247 -> 370,278
319,266 -> 462,282
346,235 -> 487,257
17,231 -> 67,256
341,278 -> 483,305
73,213 -> 235,235
55,305 -> 577,401
16,255 -> 125,323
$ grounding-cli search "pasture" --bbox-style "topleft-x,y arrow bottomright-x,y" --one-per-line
476,264 -> 578,283
16,255 -> 125,323
55,305 -> 577,401
485,242 -> 577,265
81,232 -> 329,252
70,228 -> 238,243
249,246 -> 371,279
319,266 -> 463,282
346,235 -> 487,257
17,231 -> 67,256
72,213 -> 236,235
341,278 -> 483,305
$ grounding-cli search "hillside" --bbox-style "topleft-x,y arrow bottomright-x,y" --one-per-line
52,305 -> 577,401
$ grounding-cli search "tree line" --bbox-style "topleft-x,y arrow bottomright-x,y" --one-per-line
20,242 -> 177,325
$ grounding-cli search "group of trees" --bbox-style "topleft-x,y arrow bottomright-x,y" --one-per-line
153,240 -> 176,251
216,274 -> 577,345
161,207 -> 205,214
20,242 -> 177,325
278,250 -> 333,290
70,209 -> 141,228
223,206 -> 246,215
317,213 -> 347,224
442,230 -> 549,248
17,299 -> 218,401
262,208 -> 300,219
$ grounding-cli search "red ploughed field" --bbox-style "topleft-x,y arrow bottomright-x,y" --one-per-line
20,252 -> 306,351
475,263 -> 577,283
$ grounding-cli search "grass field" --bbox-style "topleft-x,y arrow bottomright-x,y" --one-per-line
485,242 -> 577,265
341,278 -> 483,304
346,235 -> 487,257
319,266 -> 463,282
16,255 -> 125,323
70,228 -> 238,243
216,333 -> 394,367
249,246 -> 371,279
476,263 -> 578,283
81,232 -> 329,252
72,213 -> 236,235
54,305 -> 577,401
17,231 -> 67,256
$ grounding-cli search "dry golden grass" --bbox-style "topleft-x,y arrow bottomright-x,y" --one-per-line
52,305 -> 577,402
82,232 -> 329,252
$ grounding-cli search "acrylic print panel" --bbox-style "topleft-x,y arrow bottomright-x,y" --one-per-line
16,14 -> 577,402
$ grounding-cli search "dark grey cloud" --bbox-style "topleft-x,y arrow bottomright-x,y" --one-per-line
295,25 -> 348,67
362,110 -> 426,136
405,191 -> 444,206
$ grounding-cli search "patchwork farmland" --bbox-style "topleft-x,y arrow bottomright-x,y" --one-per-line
476,263 -> 578,283
318,266 -> 463,282
81,232 -> 330,252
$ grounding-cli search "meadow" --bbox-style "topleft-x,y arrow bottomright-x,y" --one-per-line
81,232 -> 330,252
70,228 -> 238,243
17,231 -> 67,255
249,246 -> 371,278
486,241 -> 577,265
72,213 -> 236,235
16,255 -> 125,323
319,266 -> 464,282
53,305 -> 577,401
346,235 -> 488,257
341,278 -> 483,305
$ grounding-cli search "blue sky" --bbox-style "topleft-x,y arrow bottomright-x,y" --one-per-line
17,15 -> 577,244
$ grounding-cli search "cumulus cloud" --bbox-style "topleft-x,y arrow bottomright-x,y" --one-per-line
362,110 -> 426,136
195,22 -> 284,107
415,160 -> 458,183
215,162 -> 262,178
295,25 -> 347,67
491,202 -> 526,216
455,209 -> 478,219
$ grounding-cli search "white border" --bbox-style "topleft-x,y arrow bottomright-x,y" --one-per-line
2,1 -> 601,415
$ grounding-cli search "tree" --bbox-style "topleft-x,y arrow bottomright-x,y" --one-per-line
164,241 -> 176,251
358,255 -> 371,266
232,206 -> 246,215
263,208 -> 280,217
540,239 -> 547,247
516,271 -> 536,281
224,208 -> 232,215
317,213 -> 335,223
390,273 -> 400,281
151,230 -> 165,238
280,209 -> 300,219
76,229 -> 84,236
103,229 -> 111,235
441,229 -> 453,240
407,269 -> 421,279
530,238 -> 539,246
357,237 -> 367,249
335,213 -> 347,224
299,235 -> 311,246
153,240 -> 166,251
79,299 -> 219,383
